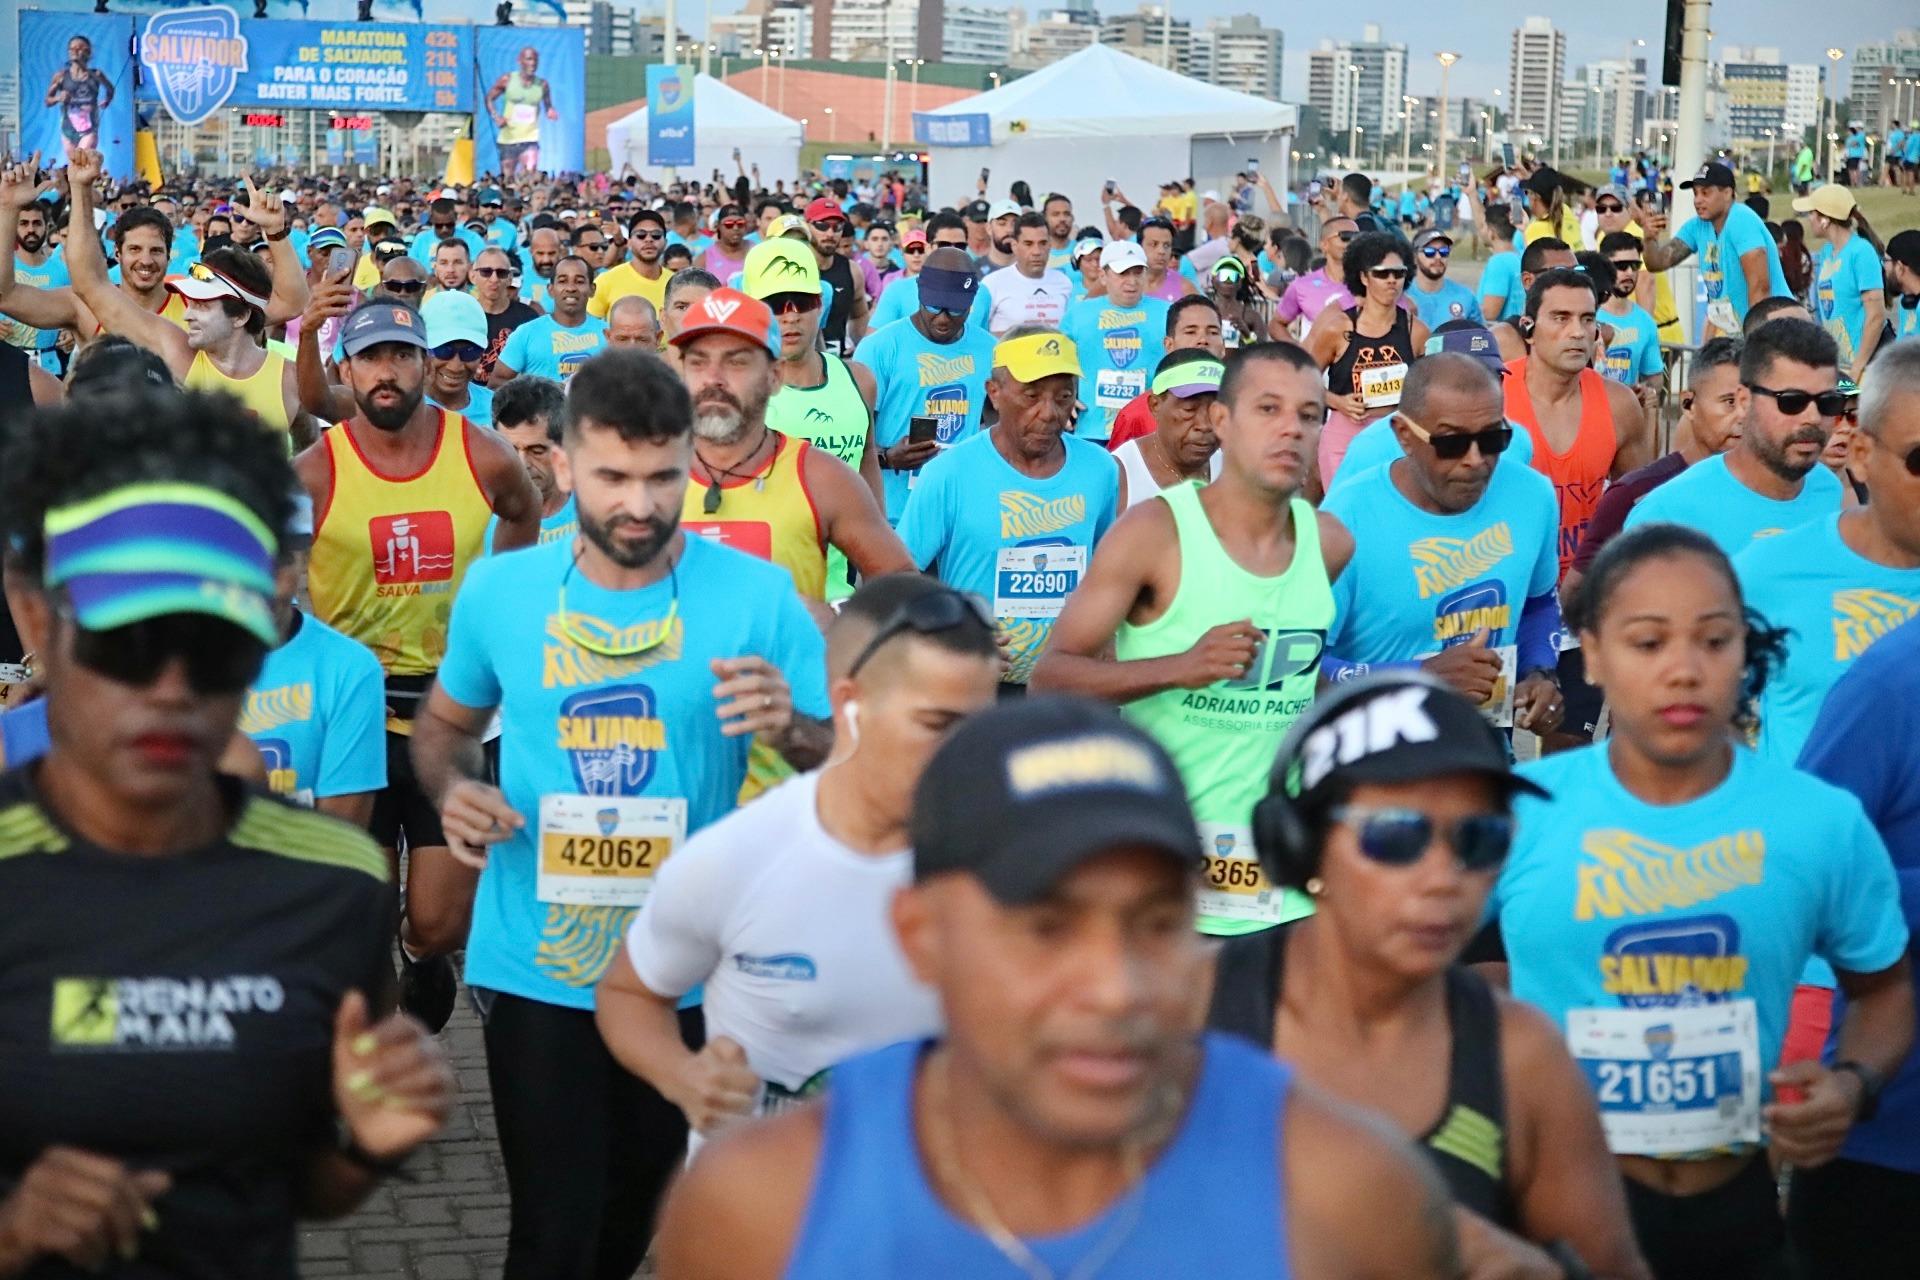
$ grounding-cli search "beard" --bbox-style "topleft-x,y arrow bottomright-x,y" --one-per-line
1614,280 -> 1635,298
579,502 -> 677,569
993,236 -> 1013,255
1752,423 -> 1830,481
19,231 -> 45,254
692,386 -> 768,443
358,380 -> 425,431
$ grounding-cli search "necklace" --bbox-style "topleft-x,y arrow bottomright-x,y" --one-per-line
923,1051 -> 1148,1280
1141,431 -> 1205,489
695,426 -> 773,514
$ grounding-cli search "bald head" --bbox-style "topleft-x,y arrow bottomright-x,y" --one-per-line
924,246 -> 974,274
530,227 -> 562,251
1399,352 -> 1502,427
1204,203 -> 1229,234
607,294 -> 661,349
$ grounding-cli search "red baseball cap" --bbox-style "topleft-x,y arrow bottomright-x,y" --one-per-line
668,287 -> 779,357
804,197 -> 847,225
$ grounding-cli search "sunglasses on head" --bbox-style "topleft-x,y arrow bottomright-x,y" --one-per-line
1399,412 -> 1513,460
846,589 -> 993,678
1419,245 -> 1451,259
65,609 -> 266,696
432,341 -> 484,362
1746,384 -> 1849,418
1330,805 -> 1515,872
383,279 -> 426,295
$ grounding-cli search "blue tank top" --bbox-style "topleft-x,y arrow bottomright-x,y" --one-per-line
784,1033 -> 1292,1278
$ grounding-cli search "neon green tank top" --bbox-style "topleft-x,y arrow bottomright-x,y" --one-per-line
768,353 -> 873,602
500,74 -> 545,145
1115,482 -> 1332,937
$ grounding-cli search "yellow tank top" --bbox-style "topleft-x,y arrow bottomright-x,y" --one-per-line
680,433 -> 827,601
92,287 -> 187,335
185,348 -> 293,433
308,411 -> 493,702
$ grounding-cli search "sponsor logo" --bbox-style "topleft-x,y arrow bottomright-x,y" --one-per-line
701,296 -> 742,325
1297,686 -> 1437,792
1832,588 -> 1919,662
1434,581 -> 1511,646
239,682 -> 313,734
554,685 -> 665,796
1006,735 -> 1163,797
142,7 -> 249,128
1410,523 -> 1514,598
1572,831 -> 1765,921
1221,628 -> 1326,692
733,952 -> 818,981
1104,325 -> 1142,369
50,974 -> 286,1052
254,737 -> 297,796
369,510 -> 456,585
1000,490 -> 1086,539
1599,915 -> 1748,1007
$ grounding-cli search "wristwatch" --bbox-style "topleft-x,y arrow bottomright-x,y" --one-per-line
1833,1060 -> 1885,1122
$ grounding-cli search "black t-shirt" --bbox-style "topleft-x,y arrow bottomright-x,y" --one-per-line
0,770 -> 395,1278
481,299 -> 540,383
820,253 -> 856,357
0,343 -> 32,663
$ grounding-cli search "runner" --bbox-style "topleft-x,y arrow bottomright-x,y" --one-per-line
1626,319 -> 1843,553
1320,354 -> 1565,737
597,574 -> 998,1137
1405,228 -> 1483,333
490,375 -> 577,546
1101,295 -> 1226,452
587,210 -> 670,321
1209,673 -> 1648,1280
1639,163 -> 1790,340
520,225 -> 563,311
1138,215 -> 1196,303
1306,230 -> 1430,487
1891,230 -> 1920,340
605,296 -> 661,350
1795,185 -> 1887,384
0,163 -> 69,375
1030,343 -> 1353,937
1068,230 -> 1105,301
409,349 -> 831,1278
852,248 -> 999,524
45,34 -> 112,161
693,203 -> 752,282
491,256 -> 608,385
1594,236 -> 1666,415
1474,202 -> 1527,329
421,290 -> 495,428
651,697 -> 1464,1279
1491,523 -> 1913,1280
408,198 -> 485,269
802,198 -> 869,357
1112,349 -> 1223,510
0,387 -> 450,1275
1041,191 -> 1075,271
1059,241 -> 1170,443
429,238 -> 471,297
296,300 -> 540,1032
981,212 -> 1073,338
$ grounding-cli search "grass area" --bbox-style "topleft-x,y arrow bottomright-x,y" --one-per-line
1564,169 -> 1920,236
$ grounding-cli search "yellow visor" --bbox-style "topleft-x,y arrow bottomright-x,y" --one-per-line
994,332 -> 1082,383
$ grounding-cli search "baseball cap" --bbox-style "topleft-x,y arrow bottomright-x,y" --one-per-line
1269,673 -> 1550,813
421,290 -> 488,350
42,480 -> 280,648
900,228 -> 928,249
1069,235 -> 1104,265
1792,185 -> 1857,221
669,287 -> 779,357
964,199 -> 991,222
1422,322 -> 1506,376
916,264 -> 978,315
1411,227 -> 1453,252
1099,240 -> 1147,272
988,198 -> 1022,222
307,226 -> 347,255
478,187 -> 504,207
1595,183 -> 1631,207
994,331 -> 1081,383
363,205 -> 397,230
1680,163 -> 1736,191
910,697 -> 1203,904
804,197 -> 847,225
742,237 -> 821,299
1149,352 -> 1223,398
767,212 -> 809,240
168,260 -> 270,314
340,300 -> 429,357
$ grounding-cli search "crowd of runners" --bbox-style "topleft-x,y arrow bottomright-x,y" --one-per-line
0,130 -> 1916,1280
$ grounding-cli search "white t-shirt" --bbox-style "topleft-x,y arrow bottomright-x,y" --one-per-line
1114,438 -> 1223,511
625,770 -> 940,1105
982,265 -> 1073,336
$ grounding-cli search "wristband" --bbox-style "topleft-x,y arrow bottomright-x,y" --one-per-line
266,228 -> 291,243
1833,1060 -> 1885,1122
333,1118 -> 415,1179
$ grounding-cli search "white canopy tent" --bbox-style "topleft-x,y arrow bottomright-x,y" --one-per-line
915,44 -> 1296,214
605,75 -> 804,186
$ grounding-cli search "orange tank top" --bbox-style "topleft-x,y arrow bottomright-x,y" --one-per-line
680,432 -> 827,601
1503,357 -> 1615,580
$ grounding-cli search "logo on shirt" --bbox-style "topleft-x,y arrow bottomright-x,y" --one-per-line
924,382 -> 970,443
49,974 -> 286,1052
1000,491 -> 1086,539
733,952 -> 818,981
1434,581 -> 1511,647
1599,914 -> 1749,1007
1103,326 -> 1142,369
254,737 -> 298,797
555,685 -> 665,796
1411,523 -> 1514,598
685,520 -> 774,561
1572,830 -> 1766,922
239,682 -> 313,734
916,352 -> 976,386
1832,588 -> 1920,662
543,614 -> 683,688
369,511 -> 456,588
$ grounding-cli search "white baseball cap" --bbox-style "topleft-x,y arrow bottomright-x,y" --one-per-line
988,198 -> 1023,222
1099,241 -> 1148,273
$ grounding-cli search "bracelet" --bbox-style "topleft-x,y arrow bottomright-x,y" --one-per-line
266,228 -> 291,243
1833,1059 -> 1885,1122
333,1119 -> 416,1180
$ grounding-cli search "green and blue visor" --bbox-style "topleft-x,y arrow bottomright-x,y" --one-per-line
1150,359 -> 1224,399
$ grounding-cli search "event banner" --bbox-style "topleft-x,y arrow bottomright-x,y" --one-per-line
137,10 -> 474,124
17,13 -> 138,179
472,27 -> 584,179
646,63 -> 695,168
913,112 -> 990,147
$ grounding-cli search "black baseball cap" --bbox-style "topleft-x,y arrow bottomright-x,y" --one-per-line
964,199 -> 990,222
1680,163 -> 1737,191
340,300 -> 429,357
911,697 -> 1203,904
1270,673 -> 1550,810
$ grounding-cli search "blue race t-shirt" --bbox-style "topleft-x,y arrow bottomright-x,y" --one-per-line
485,219 -> 522,255
239,611 -> 387,805
869,275 -> 992,333
1624,453 -> 1841,556
486,493 -> 579,552
1673,204 -> 1790,325
1845,133 -> 1868,161
1323,459 -> 1558,679
1327,417 -> 1535,498
1479,250 -> 1525,322
1812,234 -> 1886,370
429,380 -> 494,429
1799,616 -> 1920,1174
5,251 -> 69,364
1598,303 -> 1666,386
1494,743 -> 1908,1154
898,430 -> 1118,683
0,698 -> 50,771
1060,294 -> 1170,442
410,227 -> 487,267
434,534 -> 829,1010
500,315 -> 608,382
1736,514 -> 1920,766
1406,278 -> 1484,332
853,318 -> 999,521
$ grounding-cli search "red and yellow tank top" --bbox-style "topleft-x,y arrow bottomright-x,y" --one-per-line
1504,357 -> 1616,580
680,432 -> 828,601
309,411 -> 493,700
91,284 -> 187,336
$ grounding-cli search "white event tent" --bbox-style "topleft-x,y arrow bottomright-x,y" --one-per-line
915,44 -> 1296,213
605,75 -> 804,185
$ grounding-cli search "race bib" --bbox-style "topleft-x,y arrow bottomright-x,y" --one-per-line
993,544 -> 1086,621
1359,361 -> 1408,410
510,103 -> 539,126
66,108 -> 92,134
1706,299 -> 1738,335
1094,368 -> 1146,410
1196,823 -> 1314,928
536,793 -> 687,908
1484,644 -> 1518,728
1567,999 -> 1761,1156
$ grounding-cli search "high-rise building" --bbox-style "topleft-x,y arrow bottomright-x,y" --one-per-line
942,3 -> 1013,65
709,0 -> 813,58
1574,57 -> 1646,156
1717,47 -> 1821,147
521,0 -> 639,57
822,0 -> 1008,66
1305,24 -> 1408,140
1012,7 -> 1098,70
1098,4 -> 1193,75
1850,31 -> 1920,128
1190,14 -> 1282,101
1508,16 -> 1567,148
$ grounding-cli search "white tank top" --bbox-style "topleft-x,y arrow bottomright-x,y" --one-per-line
1115,437 -> 1223,510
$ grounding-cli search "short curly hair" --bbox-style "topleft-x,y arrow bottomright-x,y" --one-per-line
1342,230 -> 1411,296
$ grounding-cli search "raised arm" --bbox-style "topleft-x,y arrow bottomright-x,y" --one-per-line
295,272 -> 357,422
0,155 -> 77,334
62,150 -> 188,372
229,178 -> 311,326
1635,205 -> 1693,273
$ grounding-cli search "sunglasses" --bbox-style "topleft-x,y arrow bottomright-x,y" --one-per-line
472,266 -> 512,279
719,217 -> 749,229
1419,245 -> 1451,259
1596,202 -> 1625,213
1746,384 -> 1850,418
1366,267 -> 1408,282
1330,230 -> 1358,243
921,302 -> 968,318
631,229 -> 666,241
555,553 -> 679,658
1329,805 -> 1514,873
382,279 -> 426,295
66,610 -> 267,696
432,341 -> 485,362
1608,258 -> 1642,271
764,292 -> 821,316
847,589 -> 993,678
903,244 -> 927,255
1399,412 -> 1513,460
932,239 -> 968,250
811,220 -> 849,233
431,222 -> 456,232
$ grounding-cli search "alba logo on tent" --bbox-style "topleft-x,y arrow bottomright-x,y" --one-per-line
143,7 -> 249,128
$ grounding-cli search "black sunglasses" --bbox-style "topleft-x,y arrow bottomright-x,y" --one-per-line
382,279 -> 426,295
846,589 -> 993,678
1596,201 -> 1625,213
1746,384 -> 1849,418
763,292 -> 821,315
67,611 -> 266,696
1330,805 -> 1514,872
432,342 -> 485,362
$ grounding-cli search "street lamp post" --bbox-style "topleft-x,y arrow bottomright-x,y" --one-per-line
1764,127 -> 1777,183
883,60 -> 897,149
825,105 -> 836,142
1401,94 -> 1415,183
779,48 -> 789,114
1348,64 -> 1363,163
1436,52 -> 1459,185
1825,47 -> 1843,183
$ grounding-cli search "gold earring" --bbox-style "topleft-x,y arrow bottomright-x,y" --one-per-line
1305,877 -> 1324,897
